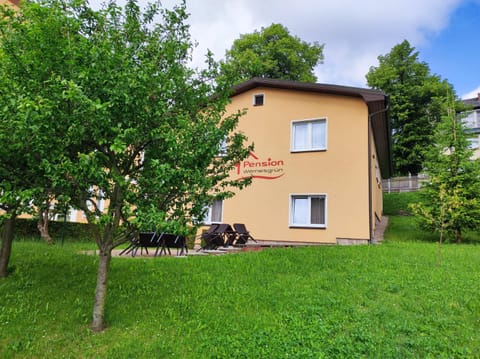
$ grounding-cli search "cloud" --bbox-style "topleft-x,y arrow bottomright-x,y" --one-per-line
90,0 -> 467,88
183,0 -> 464,87
462,86 -> 480,100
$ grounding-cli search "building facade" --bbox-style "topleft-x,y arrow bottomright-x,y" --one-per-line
462,94 -> 480,159
0,0 -> 19,8
206,78 -> 391,245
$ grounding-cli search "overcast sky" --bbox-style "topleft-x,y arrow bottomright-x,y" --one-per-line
93,0 -> 480,99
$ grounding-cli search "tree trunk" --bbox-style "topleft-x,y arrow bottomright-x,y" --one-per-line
455,228 -> 462,244
91,246 -> 112,332
37,209 -> 53,245
0,212 -> 16,278
90,182 -> 122,332
437,228 -> 443,267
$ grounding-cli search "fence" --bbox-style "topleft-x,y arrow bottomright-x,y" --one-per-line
382,174 -> 428,193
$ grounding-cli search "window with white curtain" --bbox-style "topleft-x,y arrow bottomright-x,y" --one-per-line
203,199 -> 223,224
290,194 -> 326,228
291,119 -> 327,151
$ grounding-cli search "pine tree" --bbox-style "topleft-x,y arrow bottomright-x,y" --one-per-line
411,95 -> 480,246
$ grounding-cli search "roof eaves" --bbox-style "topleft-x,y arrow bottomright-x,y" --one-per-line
462,98 -> 480,109
231,77 -> 386,104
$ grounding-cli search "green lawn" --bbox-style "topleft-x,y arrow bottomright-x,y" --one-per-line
1,233 -> 480,358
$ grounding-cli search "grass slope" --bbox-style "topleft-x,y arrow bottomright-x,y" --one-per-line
1,238 -> 480,358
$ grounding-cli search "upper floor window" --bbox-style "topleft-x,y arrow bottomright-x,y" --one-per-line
253,93 -> 264,106
289,194 -> 326,228
291,119 -> 327,152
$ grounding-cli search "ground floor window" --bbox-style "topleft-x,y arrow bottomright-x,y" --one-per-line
203,199 -> 223,224
289,194 -> 326,228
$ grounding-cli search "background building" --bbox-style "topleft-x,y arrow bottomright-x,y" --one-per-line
462,94 -> 480,158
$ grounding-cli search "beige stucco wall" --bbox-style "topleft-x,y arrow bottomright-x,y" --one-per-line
370,126 -> 383,230
0,0 -> 18,8
220,87 -> 373,244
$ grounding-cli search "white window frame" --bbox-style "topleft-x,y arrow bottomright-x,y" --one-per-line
463,109 -> 480,129
289,194 -> 327,228
290,118 -> 327,152
203,199 -> 223,224
69,208 -> 78,222
218,137 -> 227,157
253,93 -> 265,107
468,137 -> 480,149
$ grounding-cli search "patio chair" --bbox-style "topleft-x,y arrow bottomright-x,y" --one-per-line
233,223 -> 257,245
131,232 -> 160,257
198,223 -> 225,250
220,223 -> 237,246
156,233 -> 188,256
118,232 -> 139,256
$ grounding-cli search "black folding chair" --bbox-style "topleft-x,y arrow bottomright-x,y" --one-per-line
156,233 -> 188,256
119,233 -> 140,256
131,232 -> 160,257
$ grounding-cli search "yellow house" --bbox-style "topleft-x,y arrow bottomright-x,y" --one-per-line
204,78 -> 391,245
0,0 -> 18,8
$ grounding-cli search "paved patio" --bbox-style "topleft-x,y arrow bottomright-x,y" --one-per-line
90,216 -> 390,258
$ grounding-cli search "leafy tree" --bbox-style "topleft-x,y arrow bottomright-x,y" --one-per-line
0,0 -> 80,275
366,40 -> 454,175
221,23 -> 324,84
410,96 -> 480,248
1,0 -> 252,331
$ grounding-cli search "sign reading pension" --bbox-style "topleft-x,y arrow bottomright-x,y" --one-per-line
234,152 -> 285,180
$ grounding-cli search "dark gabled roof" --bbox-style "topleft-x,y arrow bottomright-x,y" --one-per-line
231,78 -> 393,178
232,77 -> 386,103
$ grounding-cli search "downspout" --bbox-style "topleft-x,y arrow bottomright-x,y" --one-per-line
367,101 -> 389,244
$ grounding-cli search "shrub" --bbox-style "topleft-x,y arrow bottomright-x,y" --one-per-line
13,218 -> 97,242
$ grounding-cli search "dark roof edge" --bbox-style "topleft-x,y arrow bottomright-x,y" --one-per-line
231,77 -> 386,104
232,77 -> 392,178
462,97 -> 480,109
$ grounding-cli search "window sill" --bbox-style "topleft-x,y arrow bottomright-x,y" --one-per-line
290,148 -> 327,153
289,224 -> 326,229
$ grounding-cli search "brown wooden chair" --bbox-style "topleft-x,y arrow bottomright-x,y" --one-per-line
198,223 -> 225,250
233,223 -> 257,245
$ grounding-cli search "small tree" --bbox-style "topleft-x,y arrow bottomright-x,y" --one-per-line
1,0 -> 252,331
221,23 -> 324,84
0,0 -> 91,275
410,97 -> 480,246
